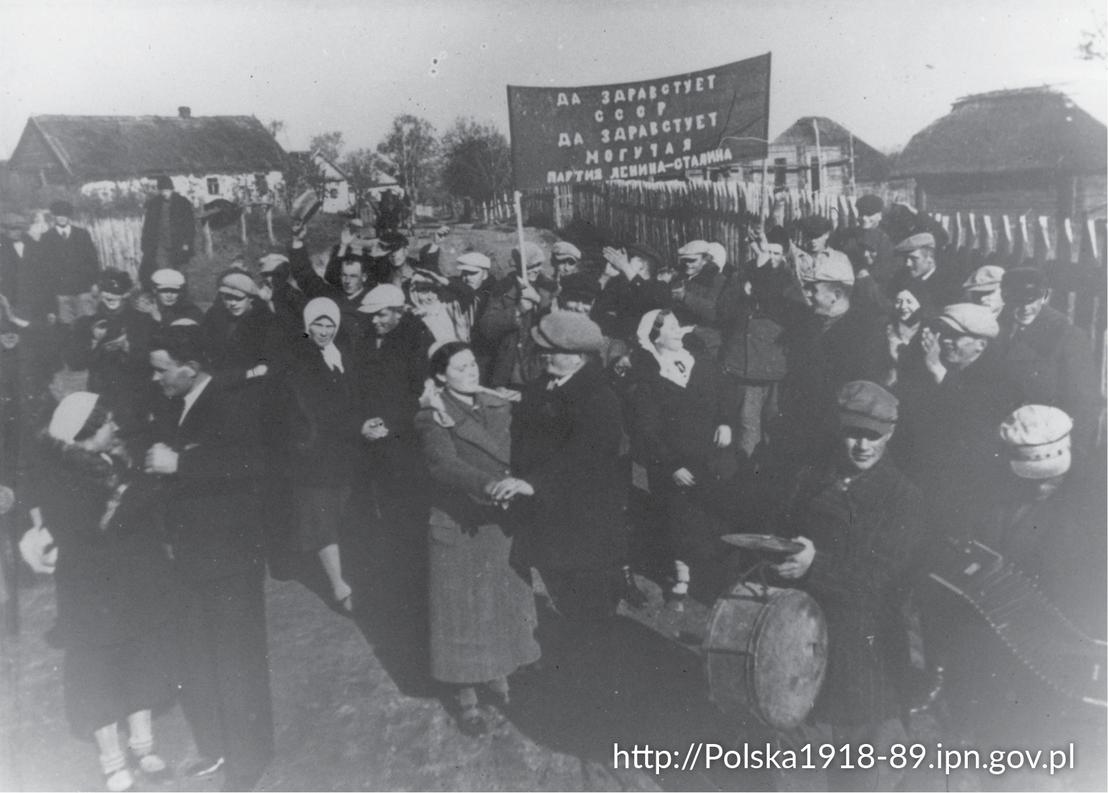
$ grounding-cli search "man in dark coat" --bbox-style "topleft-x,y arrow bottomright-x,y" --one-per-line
594,241 -> 672,342
39,200 -> 100,324
997,267 -> 1100,459
507,311 -> 625,620
853,194 -> 896,292
887,232 -> 963,319
1,212 -> 51,322
479,241 -> 555,388
775,250 -> 887,483
139,175 -> 195,286
771,381 -> 922,792
143,327 -> 273,791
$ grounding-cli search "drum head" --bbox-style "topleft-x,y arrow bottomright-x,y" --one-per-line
704,583 -> 827,731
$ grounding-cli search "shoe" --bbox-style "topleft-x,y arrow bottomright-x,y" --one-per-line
183,755 -> 225,778
104,768 -> 135,792
131,751 -> 173,785
458,705 -> 489,737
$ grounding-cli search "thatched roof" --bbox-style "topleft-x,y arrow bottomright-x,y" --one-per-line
894,87 -> 1107,178
9,114 -> 288,181
772,116 -> 891,183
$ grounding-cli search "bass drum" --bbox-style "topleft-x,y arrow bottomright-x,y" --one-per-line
703,580 -> 827,730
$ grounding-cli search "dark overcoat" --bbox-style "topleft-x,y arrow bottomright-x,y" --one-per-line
414,391 -> 540,683
511,360 -> 625,572
39,225 -> 100,297
140,192 -> 196,276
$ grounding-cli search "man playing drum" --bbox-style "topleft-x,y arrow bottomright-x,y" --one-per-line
771,381 -> 924,791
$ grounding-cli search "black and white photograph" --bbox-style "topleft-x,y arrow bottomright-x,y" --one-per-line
0,0 -> 1105,790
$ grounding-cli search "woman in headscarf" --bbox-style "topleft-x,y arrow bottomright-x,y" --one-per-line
18,392 -> 178,792
413,341 -> 539,736
628,308 -> 739,603
281,297 -> 366,612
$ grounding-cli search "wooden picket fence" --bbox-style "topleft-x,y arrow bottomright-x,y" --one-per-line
85,215 -> 144,281
530,178 -> 1108,414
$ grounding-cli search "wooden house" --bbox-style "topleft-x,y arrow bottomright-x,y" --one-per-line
720,116 -> 893,196
288,151 -> 403,214
893,87 -> 1107,219
5,107 -> 288,208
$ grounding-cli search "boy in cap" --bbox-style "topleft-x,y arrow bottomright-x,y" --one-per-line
551,240 -> 583,282
150,268 -> 203,326
771,381 -> 922,792
40,199 -> 100,324
997,267 -> 1099,458
670,238 -> 729,357
139,174 -> 195,287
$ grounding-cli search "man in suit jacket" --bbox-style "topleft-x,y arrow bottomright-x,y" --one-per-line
139,175 -> 196,287
144,327 -> 273,791
39,200 -> 100,324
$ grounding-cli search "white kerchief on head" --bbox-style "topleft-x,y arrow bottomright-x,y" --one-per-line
636,309 -> 695,388
302,297 -> 344,372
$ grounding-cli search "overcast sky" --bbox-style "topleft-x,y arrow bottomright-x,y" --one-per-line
0,0 -> 1105,160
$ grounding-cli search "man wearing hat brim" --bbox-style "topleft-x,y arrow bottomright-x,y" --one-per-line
888,230 -> 961,317
479,241 -> 556,388
771,380 -> 922,790
151,268 -> 204,327
551,240 -> 583,281
70,268 -> 158,432
504,310 -> 626,624
931,403 -> 1107,773
960,264 -> 1006,316
996,267 -> 1099,458
40,198 -> 100,324
671,238 -> 729,358
139,174 -> 196,288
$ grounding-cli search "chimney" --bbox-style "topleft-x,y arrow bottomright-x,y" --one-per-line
178,106 -> 191,119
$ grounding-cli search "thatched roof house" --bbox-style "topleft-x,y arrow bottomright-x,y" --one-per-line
894,87 -> 1107,218
7,108 -> 288,206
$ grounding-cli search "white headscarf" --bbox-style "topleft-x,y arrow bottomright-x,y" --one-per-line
303,297 -> 344,373
636,309 -> 695,388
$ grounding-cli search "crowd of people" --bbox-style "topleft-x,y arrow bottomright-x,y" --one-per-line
0,188 -> 1105,791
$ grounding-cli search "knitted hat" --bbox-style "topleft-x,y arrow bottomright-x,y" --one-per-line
999,404 -> 1073,479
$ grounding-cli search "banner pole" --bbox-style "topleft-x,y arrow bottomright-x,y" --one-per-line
514,190 -> 526,280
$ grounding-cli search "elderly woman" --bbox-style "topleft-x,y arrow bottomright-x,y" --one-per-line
628,308 -> 738,602
413,341 -> 540,736
281,297 -> 365,612
19,392 -> 178,792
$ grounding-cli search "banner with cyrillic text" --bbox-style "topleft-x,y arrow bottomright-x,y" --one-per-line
507,53 -> 771,189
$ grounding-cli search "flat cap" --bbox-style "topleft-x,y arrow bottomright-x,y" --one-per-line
624,241 -> 663,264
512,241 -> 547,268
358,283 -> 406,314
551,240 -> 582,261
258,253 -> 290,274
936,303 -> 999,338
150,268 -> 186,289
0,212 -> 28,229
1000,267 -> 1048,305
48,391 -> 100,444
893,232 -> 935,252
999,404 -> 1073,479
962,264 -> 1005,293
456,252 -> 491,272
677,240 -> 712,258
797,215 -> 832,238
837,380 -> 898,434
855,194 -> 884,217
49,200 -> 74,217
97,268 -> 134,295
797,249 -> 855,285
530,310 -> 604,353
217,269 -> 259,298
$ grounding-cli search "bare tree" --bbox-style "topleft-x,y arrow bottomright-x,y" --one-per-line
310,131 -> 345,163
376,115 -> 440,202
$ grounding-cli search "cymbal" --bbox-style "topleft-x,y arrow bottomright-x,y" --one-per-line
720,534 -> 803,555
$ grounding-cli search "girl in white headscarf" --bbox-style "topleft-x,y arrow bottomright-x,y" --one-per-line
281,298 -> 363,612
629,309 -> 739,602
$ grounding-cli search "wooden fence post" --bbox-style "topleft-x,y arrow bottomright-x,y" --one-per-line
240,210 -> 248,245
203,220 -> 213,257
